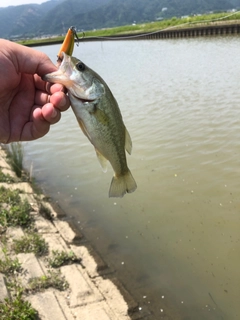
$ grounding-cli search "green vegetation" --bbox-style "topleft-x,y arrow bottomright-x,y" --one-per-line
0,148 -> 71,319
27,270 -> 69,293
7,143 -> 24,179
0,187 -> 33,229
48,250 -> 80,268
0,247 -> 22,275
0,168 -> 16,183
85,11 -> 240,37
1,0 -> 240,39
0,295 -> 38,320
12,233 -> 49,257
17,11 -> 240,47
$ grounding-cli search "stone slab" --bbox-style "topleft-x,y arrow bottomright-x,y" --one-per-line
0,182 -> 34,194
0,273 -> 9,302
94,277 -> 138,319
6,227 -> 25,241
17,253 -> 44,285
72,301 -> 118,320
60,264 -> 104,308
70,244 -> 111,278
28,289 -> 75,320
43,233 -> 69,253
53,219 -> 82,243
34,215 -> 57,234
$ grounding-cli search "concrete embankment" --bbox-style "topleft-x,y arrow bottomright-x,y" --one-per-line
0,146 -> 148,320
24,21 -> 240,47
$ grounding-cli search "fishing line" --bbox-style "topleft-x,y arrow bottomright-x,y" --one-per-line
83,10 -> 240,41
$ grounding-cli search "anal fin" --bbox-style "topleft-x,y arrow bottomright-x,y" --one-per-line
125,127 -> 132,155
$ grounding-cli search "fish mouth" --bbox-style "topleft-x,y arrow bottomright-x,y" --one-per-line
42,53 -> 73,85
71,92 -> 96,104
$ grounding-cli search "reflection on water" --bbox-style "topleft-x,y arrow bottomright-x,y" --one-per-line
23,38 -> 240,319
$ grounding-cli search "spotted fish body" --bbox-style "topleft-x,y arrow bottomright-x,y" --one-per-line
43,53 -> 137,197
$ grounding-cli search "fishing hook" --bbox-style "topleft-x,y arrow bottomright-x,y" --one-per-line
70,26 -> 85,46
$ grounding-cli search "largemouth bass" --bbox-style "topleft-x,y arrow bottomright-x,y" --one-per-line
43,52 -> 137,198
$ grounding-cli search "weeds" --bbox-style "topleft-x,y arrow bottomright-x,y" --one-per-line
48,250 -> 80,268
28,270 -> 69,293
0,294 -> 38,320
0,168 -> 16,183
12,233 -> 48,257
0,187 -> 21,205
0,248 -> 22,275
0,187 -> 33,229
7,143 -> 23,178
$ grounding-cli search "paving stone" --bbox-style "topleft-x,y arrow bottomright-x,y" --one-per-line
72,301 -> 118,320
53,219 -> 82,243
1,168 -> 17,178
0,273 -> 9,302
60,264 -> 104,308
34,215 -> 57,234
0,152 -> 12,171
0,182 -> 34,194
28,289 -> 74,320
70,244 -> 111,278
6,227 -> 25,241
94,277 -> 138,319
0,249 -> 5,261
43,233 -> 69,252
17,253 -> 44,285
20,193 -> 38,211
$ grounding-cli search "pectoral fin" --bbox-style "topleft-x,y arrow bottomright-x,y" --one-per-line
95,149 -> 108,173
77,118 -> 92,143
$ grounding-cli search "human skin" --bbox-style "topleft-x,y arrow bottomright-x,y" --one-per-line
0,39 -> 70,143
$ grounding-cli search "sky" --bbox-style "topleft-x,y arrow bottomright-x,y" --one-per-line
0,0 -> 47,7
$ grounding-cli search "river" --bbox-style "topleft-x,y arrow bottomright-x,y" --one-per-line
23,37 -> 240,320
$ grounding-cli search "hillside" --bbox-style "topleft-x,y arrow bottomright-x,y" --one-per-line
0,0 -> 240,39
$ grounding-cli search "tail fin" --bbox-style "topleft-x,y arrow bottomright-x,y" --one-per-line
109,170 -> 137,198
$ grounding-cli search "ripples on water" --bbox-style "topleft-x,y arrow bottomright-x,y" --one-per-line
23,37 -> 240,319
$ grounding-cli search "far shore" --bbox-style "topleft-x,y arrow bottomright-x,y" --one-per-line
16,15 -> 240,47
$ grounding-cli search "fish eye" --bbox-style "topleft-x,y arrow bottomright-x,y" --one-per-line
76,62 -> 85,71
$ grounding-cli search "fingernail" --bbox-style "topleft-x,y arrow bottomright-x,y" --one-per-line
51,108 -> 58,118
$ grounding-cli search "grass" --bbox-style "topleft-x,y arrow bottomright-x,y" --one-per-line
17,11 -> 240,47
7,143 -> 24,179
0,168 -> 16,183
0,295 -> 38,320
0,248 -> 22,275
0,187 -> 33,229
27,270 -> 69,293
48,250 -> 81,268
12,233 -> 49,257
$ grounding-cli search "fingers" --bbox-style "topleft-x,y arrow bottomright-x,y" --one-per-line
35,90 -> 70,112
34,74 -> 65,94
21,103 -> 61,141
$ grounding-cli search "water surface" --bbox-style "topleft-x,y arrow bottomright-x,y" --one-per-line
23,37 -> 240,319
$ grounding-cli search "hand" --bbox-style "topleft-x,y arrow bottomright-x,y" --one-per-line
0,39 -> 70,143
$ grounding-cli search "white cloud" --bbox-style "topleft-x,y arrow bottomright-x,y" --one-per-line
0,0 -> 47,8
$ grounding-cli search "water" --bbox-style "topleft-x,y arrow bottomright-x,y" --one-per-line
23,37 -> 240,319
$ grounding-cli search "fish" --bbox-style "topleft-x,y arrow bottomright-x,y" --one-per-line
43,52 -> 137,198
